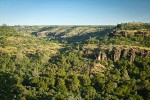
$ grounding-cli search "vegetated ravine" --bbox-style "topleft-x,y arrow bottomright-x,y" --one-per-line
0,22 -> 150,100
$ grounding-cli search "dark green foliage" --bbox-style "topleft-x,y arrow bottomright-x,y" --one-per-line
141,36 -> 150,47
0,25 -> 150,100
0,72 -> 22,100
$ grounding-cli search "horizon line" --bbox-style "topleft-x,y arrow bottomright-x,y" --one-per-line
1,21 -> 150,26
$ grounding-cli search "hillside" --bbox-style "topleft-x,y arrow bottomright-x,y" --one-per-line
0,23 -> 150,100
112,22 -> 150,37
13,25 -> 114,43
0,25 -> 61,67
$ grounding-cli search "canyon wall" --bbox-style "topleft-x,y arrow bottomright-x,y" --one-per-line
83,45 -> 150,62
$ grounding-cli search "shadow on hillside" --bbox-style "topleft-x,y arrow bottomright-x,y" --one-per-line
31,26 -> 77,38
63,28 -> 113,43
31,26 -> 114,44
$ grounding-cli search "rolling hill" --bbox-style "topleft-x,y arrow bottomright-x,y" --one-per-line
0,22 -> 150,100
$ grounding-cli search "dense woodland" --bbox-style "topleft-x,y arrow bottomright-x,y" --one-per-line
0,23 -> 150,100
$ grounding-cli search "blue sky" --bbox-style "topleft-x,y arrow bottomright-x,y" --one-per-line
0,0 -> 150,25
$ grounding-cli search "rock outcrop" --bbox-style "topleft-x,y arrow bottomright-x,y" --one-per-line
83,45 -> 150,63
113,30 -> 150,37
97,50 -> 107,61
129,49 -> 136,63
121,48 -> 129,59
111,46 -> 122,62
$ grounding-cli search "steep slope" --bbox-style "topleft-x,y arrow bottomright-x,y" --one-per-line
13,25 -> 114,42
0,23 -> 150,100
0,25 -> 61,59
111,22 -> 150,37
82,44 -> 150,63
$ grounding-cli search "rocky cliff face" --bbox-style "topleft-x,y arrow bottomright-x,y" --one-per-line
112,22 -> 150,37
83,45 -> 150,63
97,50 -> 107,61
112,30 -> 150,37
111,46 -> 122,62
